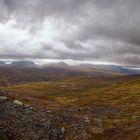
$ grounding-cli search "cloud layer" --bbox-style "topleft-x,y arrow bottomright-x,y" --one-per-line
0,0 -> 140,66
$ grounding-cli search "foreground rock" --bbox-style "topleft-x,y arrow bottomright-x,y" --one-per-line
0,99 -> 139,140
0,96 -> 7,100
13,100 -> 23,106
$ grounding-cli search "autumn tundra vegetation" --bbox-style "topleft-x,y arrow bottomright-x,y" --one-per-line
0,62 -> 140,140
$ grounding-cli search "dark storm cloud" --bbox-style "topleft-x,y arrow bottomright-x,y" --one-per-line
0,0 -> 140,66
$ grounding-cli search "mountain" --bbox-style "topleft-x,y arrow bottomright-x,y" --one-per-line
0,61 -> 6,66
0,61 -> 140,75
122,67 -> 140,74
77,64 -> 140,75
72,64 -> 125,75
10,61 -> 36,68
44,62 -> 69,68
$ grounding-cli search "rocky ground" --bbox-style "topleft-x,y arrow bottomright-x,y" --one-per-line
0,96 -> 140,140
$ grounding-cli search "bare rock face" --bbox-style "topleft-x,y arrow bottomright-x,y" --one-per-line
13,100 -> 23,106
0,96 -> 7,100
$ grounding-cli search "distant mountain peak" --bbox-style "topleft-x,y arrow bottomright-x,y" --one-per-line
10,61 -> 36,68
0,61 -> 5,64
46,62 -> 69,68
0,61 -> 6,66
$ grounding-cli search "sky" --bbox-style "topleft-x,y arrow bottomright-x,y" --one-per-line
0,0 -> 140,66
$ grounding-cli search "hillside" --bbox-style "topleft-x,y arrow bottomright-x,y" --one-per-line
0,64 -> 122,86
0,62 -> 140,86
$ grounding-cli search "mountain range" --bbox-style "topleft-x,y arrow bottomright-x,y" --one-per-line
0,61 -> 140,75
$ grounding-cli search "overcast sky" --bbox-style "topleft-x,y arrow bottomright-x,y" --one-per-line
0,0 -> 140,66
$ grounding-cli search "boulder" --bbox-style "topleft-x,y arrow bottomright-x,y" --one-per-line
0,96 -> 7,100
13,100 -> 23,106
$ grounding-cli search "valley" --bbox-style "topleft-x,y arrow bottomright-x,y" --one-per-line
0,63 -> 140,140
